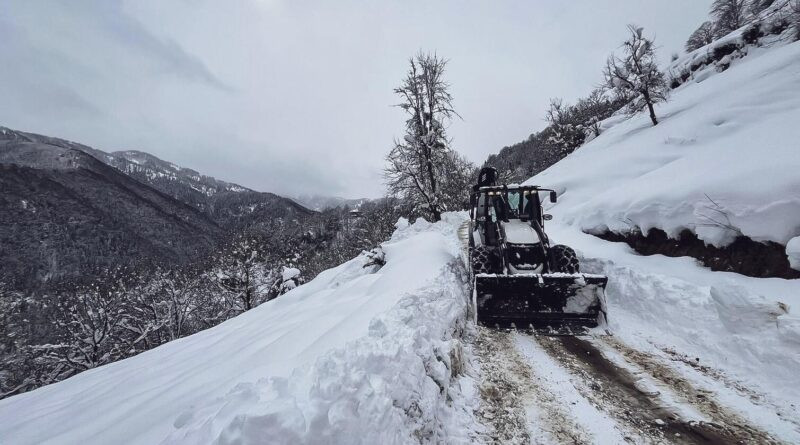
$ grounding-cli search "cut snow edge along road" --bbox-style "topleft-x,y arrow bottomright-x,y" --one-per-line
467,29 -> 800,444
467,226 -> 800,444
0,210 -> 798,444
0,214 -> 482,445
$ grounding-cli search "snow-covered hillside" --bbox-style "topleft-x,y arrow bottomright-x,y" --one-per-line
528,38 -> 800,252
0,215 -> 480,445
2,12 -> 799,445
523,35 -> 800,435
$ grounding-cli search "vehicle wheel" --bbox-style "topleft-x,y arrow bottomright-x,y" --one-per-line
472,245 -> 500,274
549,244 -> 580,273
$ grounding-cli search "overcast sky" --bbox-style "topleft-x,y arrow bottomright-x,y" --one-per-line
0,0 -> 711,198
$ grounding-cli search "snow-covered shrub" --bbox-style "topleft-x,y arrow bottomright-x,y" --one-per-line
362,246 -> 386,269
686,21 -> 716,52
710,0 -> 749,37
278,266 -> 302,293
741,22 -> 762,44
545,98 -> 586,152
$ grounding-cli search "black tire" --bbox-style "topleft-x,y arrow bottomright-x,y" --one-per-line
471,245 -> 500,274
549,244 -> 580,273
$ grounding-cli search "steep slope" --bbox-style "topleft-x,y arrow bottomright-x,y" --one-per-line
0,138 -> 223,286
527,38 -> 800,260
529,38 -> 800,253
517,36 -> 800,430
0,215 -> 479,445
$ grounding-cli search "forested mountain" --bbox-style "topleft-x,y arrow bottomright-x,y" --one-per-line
293,194 -> 370,211
0,126 -> 405,398
0,127 -> 312,228
0,126 -> 318,288
0,135 -> 223,287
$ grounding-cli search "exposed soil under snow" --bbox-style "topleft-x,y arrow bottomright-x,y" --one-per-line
597,228 -> 800,279
473,328 -> 532,444
473,330 -> 787,444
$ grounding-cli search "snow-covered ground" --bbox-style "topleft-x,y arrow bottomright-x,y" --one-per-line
527,38 -> 800,252
0,214 -> 481,445
508,33 -> 800,444
536,226 -> 800,442
2,15 -> 798,445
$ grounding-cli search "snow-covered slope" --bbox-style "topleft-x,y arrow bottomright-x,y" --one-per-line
0,215 -> 478,445
526,38 -> 800,421
528,40 -> 800,250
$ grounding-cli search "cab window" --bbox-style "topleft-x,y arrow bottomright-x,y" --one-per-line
507,191 -> 521,218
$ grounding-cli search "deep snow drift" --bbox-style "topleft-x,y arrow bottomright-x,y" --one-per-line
526,37 -> 800,426
528,39 -> 800,254
0,214 -> 479,445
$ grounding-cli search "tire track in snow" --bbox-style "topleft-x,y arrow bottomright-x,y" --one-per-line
474,328 -> 533,444
513,333 -> 639,444
531,335 -> 682,444
591,336 -> 792,444
654,343 -> 800,434
475,327 -> 604,444
534,334 -> 782,444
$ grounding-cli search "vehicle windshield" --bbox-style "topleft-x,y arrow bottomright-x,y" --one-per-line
506,191 -> 521,218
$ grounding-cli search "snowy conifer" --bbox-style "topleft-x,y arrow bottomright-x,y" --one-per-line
604,25 -> 669,126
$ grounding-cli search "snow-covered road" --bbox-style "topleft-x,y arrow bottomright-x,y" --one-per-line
460,220 -> 800,444
1,214 -> 797,444
475,328 -> 800,444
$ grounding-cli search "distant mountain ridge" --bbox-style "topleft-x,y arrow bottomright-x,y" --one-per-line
294,194 -> 370,211
0,125 -> 313,287
0,126 -> 313,226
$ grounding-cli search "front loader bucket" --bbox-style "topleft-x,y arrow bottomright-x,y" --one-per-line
474,273 -> 607,335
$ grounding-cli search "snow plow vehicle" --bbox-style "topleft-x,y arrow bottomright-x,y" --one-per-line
468,167 -> 607,334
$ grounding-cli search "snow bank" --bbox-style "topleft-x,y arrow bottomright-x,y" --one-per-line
524,37 -> 800,416
670,1 -> 798,91
548,224 -> 800,418
0,214 -> 477,445
787,236 -> 800,271
525,40 -> 800,251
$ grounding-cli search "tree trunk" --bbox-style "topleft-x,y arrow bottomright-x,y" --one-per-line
424,147 -> 441,222
643,90 -> 658,125
430,207 -> 442,222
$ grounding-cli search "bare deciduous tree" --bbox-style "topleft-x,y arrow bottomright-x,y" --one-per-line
604,25 -> 669,126
385,52 -> 462,222
748,0 -> 777,17
545,98 -> 585,151
31,287 -> 136,377
212,236 -> 278,315
686,21 -> 717,52
711,0 -> 749,37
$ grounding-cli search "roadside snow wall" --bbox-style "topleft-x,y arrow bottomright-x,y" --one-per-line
0,213 -> 477,445
524,30 -> 800,411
